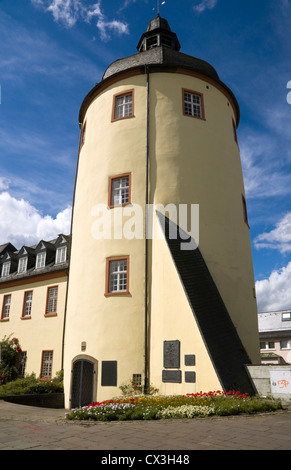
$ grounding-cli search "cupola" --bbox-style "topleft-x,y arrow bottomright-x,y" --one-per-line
137,14 -> 181,52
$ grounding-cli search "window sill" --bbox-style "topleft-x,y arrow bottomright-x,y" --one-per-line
0,318 -> 9,322
183,114 -> 206,121
104,291 -> 130,297
21,316 -> 31,320
108,202 -> 132,210
44,313 -> 57,317
111,115 -> 135,123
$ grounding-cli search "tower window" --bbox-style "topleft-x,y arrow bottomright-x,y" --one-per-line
112,90 -> 134,121
242,195 -> 249,227
1,294 -> 11,320
146,36 -> 158,49
232,119 -> 238,144
183,89 -> 205,119
80,120 -> 86,148
105,256 -> 129,295
108,173 -> 131,208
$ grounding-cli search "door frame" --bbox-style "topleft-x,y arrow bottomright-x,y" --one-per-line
70,354 -> 98,408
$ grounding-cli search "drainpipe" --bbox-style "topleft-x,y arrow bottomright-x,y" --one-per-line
144,66 -> 150,393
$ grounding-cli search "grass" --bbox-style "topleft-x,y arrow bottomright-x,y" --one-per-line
65,391 -> 283,421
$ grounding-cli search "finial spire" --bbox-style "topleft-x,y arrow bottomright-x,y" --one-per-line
153,1 -> 166,15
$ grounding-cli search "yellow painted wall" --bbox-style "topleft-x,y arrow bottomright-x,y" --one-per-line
64,75 -> 149,406
150,222 -> 222,394
64,67 -> 260,407
0,275 -> 67,378
148,72 -> 260,365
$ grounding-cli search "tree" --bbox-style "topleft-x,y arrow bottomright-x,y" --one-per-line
0,335 -> 22,384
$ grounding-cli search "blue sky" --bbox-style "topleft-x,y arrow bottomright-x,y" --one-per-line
0,0 -> 291,313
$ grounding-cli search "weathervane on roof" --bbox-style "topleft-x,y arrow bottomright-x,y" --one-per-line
153,1 -> 166,15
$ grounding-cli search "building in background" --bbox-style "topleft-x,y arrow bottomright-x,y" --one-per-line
63,15 -> 260,409
0,235 -> 69,380
258,310 -> 291,364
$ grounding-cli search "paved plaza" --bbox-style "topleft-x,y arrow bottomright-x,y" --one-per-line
0,399 -> 291,455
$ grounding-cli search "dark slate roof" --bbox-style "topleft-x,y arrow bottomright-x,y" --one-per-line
102,46 -> 219,82
0,235 -> 70,285
0,243 -> 17,257
156,211 -> 257,395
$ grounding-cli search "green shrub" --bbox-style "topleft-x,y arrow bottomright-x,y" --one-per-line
0,336 -> 22,384
0,371 -> 63,396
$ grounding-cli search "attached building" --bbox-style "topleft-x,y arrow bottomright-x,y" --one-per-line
0,235 -> 69,380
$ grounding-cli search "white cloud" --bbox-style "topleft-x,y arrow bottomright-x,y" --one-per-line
240,132 -> 291,200
31,0 -> 129,41
254,212 -> 291,253
256,262 -> 291,312
0,191 -> 71,249
193,0 -> 218,14
96,19 -> 129,42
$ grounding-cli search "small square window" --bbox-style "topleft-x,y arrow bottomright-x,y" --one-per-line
105,256 -> 129,295
109,174 -> 131,208
112,90 -> 134,121
133,374 -> 142,386
183,89 -> 204,119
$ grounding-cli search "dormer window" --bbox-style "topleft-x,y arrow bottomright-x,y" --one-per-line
36,251 -> 46,269
56,246 -> 67,264
1,261 -> 10,277
18,256 -> 28,274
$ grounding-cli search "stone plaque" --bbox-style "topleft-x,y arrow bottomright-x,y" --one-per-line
101,361 -> 117,386
185,354 -> 195,366
162,370 -> 182,383
185,371 -> 196,383
163,340 -> 180,368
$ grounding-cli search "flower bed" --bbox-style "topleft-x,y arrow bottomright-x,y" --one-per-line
65,390 -> 283,421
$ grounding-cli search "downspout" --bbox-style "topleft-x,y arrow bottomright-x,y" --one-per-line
144,65 -> 150,393
61,126 -> 82,371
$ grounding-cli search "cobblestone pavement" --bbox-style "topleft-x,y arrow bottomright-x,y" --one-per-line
0,400 -> 291,454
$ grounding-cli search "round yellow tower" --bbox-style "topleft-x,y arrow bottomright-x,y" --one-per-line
64,16 -> 260,408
